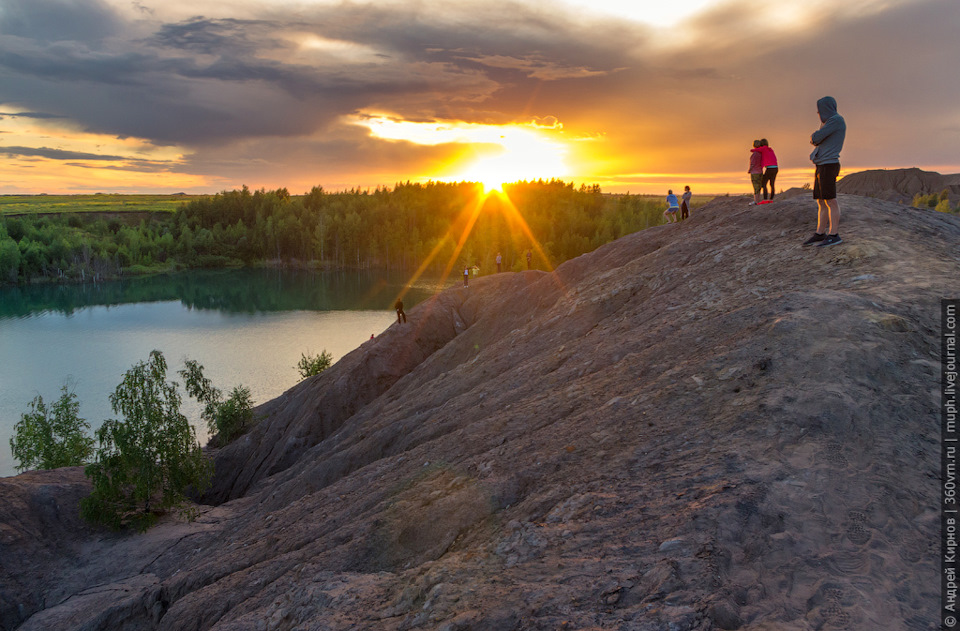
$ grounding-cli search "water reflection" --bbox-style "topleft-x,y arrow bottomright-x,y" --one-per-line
0,269 -> 452,477
0,268 -> 450,319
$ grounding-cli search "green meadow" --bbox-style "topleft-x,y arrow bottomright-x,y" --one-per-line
0,194 -> 201,217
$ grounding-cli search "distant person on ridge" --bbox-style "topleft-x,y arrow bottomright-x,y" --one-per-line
463,266 -> 469,287
394,299 -> 406,324
754,138 -> 779,201
496,252 -> 502,273
664,190 -> 680,223
803,96 -> 846,247
526,249 -> 532,269
748,140 -> 763,205
680,186 -> 692,220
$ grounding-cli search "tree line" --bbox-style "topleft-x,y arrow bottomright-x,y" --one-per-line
0,180 -> 683,285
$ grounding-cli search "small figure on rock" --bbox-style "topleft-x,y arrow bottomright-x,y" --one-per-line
664,190 -> 680,223
394,299 -> 406,324
681,185 -> 692,220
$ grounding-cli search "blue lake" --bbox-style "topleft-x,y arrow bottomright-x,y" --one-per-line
0,269 -> 449,477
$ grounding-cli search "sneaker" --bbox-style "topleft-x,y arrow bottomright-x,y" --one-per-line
817,234 -> 843,247
802,233 -> 826,246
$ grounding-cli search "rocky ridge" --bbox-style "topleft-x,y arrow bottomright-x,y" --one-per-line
837,167 -> 960,203
1,191 -> 955,630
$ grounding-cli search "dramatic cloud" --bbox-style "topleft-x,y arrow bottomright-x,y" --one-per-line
0,0 -> 956,193
0,145 -> 127,160
0,111 -> 66,119
0,0 -> 122,42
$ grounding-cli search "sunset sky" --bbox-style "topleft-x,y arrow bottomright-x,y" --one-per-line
0,0 -> 957,195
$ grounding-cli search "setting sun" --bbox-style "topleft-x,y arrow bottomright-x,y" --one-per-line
352,114 -> 570,191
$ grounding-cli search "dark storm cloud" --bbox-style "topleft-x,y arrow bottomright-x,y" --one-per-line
310,2 -> 637,73
151,17 -> 285,56
0,40 -> 153,85
0,1 -> 635,146
0,0 -> 121,42
65,160 -> 176,173
0,111 -> 65,119
0,145 -> 126,161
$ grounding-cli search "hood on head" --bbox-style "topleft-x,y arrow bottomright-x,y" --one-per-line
817,96 -> 838,123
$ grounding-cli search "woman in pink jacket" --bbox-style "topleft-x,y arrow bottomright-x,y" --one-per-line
751,139 -> 779,201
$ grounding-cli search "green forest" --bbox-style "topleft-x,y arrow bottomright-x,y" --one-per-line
0,181 -> 706,285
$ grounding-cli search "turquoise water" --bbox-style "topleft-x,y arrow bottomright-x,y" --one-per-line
0,269 -> 447,477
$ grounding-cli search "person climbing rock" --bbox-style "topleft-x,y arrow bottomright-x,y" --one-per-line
664,190 -> 680,223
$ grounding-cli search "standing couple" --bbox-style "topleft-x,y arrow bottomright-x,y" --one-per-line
747,96 -> 846,247
748,139 -> 778,204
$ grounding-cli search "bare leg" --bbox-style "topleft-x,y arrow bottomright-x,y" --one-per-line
825,198 -> 840,234
816,199 -> 830,234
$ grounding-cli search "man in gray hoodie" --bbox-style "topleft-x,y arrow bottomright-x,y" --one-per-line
803,96 -> 846,247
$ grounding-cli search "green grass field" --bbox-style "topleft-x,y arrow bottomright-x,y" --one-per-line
0,194 -> 203,217
0,192 -> 721,219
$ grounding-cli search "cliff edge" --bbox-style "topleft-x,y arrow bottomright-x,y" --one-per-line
1,192 -> 955,630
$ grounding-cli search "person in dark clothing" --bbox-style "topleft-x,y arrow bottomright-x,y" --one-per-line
463,267 -> 469,287
394,299 -> 406,324
680,186 -> 692,220
803,96 -> 846,247
526,249 -> 532,269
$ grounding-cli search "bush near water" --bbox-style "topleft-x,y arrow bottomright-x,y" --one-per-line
11,350 -> 257,531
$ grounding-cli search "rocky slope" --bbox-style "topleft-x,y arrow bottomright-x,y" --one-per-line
1,192 -> 955,630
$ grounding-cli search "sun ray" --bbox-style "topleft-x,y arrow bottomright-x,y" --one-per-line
391,185 -> 487,308
488,189 -> 557,276
392,181 -> 575,325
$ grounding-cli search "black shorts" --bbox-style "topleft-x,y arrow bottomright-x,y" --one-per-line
813,163 -> 841,199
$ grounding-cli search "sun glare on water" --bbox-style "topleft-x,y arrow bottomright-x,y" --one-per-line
352,114 -> 569,192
